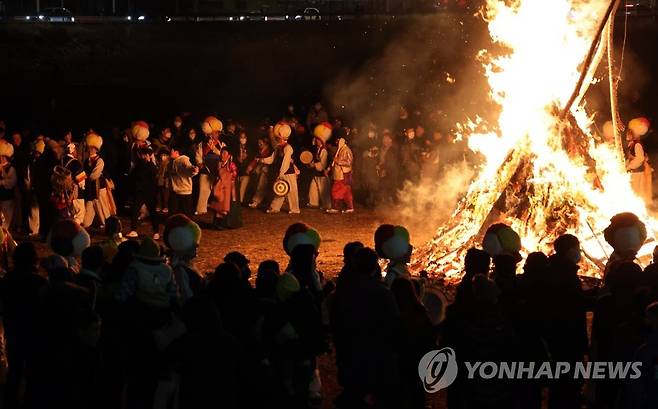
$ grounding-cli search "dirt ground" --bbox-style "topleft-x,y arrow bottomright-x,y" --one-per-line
29,208 -> 404,276
171,208 -> 401,277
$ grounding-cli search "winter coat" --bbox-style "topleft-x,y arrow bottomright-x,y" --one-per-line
169,155 -> 198,195
0,267 -> 47,343
330,274 -> 401,393
150,137 -> 172,155
542,254 -> 588,361
625,332 -> 658,409
451,302 -> 519,409
172,260 -> 203,302
27,281 -> 95,409
156,157 -> 170,188
384,261 -> 410,287
378,145 -> 400,186
133,159 -> 158,195
116,259 -> 178,309
169,326 -> 241,409
236,144 -> 252,176
76,268 -> 103,309
399,139 -> 422,181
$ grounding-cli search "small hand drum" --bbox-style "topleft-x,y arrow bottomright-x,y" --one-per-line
422,285 -> 448,326
273,179 -> 290,197
299,150 -> 314,165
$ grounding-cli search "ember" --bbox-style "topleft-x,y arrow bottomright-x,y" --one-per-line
413,0 -> 657,280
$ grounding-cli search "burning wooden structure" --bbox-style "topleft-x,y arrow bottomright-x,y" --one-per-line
413,0 -> 657,280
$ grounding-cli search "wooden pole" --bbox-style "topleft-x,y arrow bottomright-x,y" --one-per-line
560,0 -> 620,119
606,0 -> 625,163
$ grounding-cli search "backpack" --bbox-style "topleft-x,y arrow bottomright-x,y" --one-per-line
134,262 -> 174,309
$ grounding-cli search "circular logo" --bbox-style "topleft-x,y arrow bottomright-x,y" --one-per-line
418,347 -> 459,393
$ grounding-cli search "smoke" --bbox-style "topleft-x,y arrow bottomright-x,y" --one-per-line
323,14 -> 492,133
322,14 -> 493,240
320,12 -> 658,259
395,161 -> 475,244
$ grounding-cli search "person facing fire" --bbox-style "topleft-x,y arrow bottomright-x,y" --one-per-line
172,115 -> 185,142
374,224 -> 413,287
482,223 -> 523,299
264,122 -> 300,214
247,136 -> 273,209
327,137 -> 354,214
210,149 -> 237,225
127,146 -> 161,240
26,139 -> 45,236
151,127 -> 173,154
82,132 -> 107,229
236,131 -> 252,203
603,212 -> 647,280
626,117 -> 652,204
129,120 -> 152,170
545,233 -> 588,409
163,214 -> 203,302
356,124 -> 380,209
308,123 -> 332,210
399,127 -> 422,184
61,142 -> 86,224
168,146 -> 199,217
0,141 -> 17,230
482,223 -> 522,264
196,116 -> 224,215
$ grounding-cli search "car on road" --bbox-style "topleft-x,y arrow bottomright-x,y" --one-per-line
294,8 -> 321,20
36,7 -> 75,23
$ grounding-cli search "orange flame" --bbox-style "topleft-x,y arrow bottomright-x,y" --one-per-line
415,0 -> 656,279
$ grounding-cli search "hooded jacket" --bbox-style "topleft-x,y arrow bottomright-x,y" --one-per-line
117,259 -> 178,309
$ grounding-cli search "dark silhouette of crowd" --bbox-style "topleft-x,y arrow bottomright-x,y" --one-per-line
442,220 -> 658,409
0,212 -> 654,409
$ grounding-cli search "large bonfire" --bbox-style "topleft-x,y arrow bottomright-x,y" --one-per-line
414,0 -> 657,280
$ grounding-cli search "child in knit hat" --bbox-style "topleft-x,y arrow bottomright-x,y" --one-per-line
48,219 -> 91,273
374,224 -> 413,287
163,214 -> 202,302
116,237 -> 178,309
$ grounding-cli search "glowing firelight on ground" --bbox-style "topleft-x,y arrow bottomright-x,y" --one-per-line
414,0 -> 657,279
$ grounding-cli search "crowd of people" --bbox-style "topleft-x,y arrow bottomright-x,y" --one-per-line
0,207 -> 657,409
0,103 -> 653,243
0,103 -> 470,241
0,104 -> 656,409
